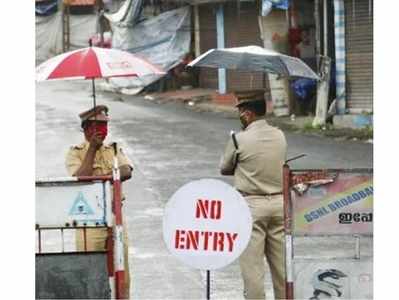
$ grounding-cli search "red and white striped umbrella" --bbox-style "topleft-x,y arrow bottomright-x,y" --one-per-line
36,46 -> 165,81
36,46 -> 165,106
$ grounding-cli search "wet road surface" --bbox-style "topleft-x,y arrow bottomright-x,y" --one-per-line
36,80 -> 373,299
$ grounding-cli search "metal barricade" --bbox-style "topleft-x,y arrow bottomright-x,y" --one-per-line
283,166 -> 373,299
35,174 -> 126,299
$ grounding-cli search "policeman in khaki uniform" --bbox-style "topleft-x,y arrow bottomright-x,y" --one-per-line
65,105 -> 133,298
220,92 -> 287,300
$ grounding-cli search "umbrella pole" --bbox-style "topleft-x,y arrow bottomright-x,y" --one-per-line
206,270 -> 210,300
92,78 -> 97,108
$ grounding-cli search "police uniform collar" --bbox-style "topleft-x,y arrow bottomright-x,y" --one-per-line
72,141 -> 88,150
245,119 -> 267,131
74,141 -> 114,149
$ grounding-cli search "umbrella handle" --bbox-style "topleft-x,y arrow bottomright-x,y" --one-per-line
92,78 -> 97,109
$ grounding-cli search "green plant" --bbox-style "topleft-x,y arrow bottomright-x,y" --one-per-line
303,121 -> 315,131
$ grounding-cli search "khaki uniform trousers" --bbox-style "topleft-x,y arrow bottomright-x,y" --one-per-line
76,223 -> 130,299
239,195 -> 286,300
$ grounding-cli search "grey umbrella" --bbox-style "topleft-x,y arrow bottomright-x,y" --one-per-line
188,45 -> 319,80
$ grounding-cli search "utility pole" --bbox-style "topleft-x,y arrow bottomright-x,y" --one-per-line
194,5 -> 200,57
314,0 -> 321,70
323,0 -> 328,56
61,0 -> 70,52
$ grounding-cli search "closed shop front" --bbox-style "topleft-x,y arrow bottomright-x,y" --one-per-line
345,0 -> 373,112
199,4 -> 218,89
224,2 -> 266,92
199,2 -> 269,93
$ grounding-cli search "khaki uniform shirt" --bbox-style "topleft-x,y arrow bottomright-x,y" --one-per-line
65,141 -> 132,176
220,119 -> 287,195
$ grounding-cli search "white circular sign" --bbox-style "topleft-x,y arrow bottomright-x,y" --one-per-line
163,179 -> 252,270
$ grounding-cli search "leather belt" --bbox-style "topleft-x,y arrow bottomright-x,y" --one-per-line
239,191 -> 283,197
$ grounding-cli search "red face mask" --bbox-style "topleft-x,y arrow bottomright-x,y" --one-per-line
85,122 -> 108,140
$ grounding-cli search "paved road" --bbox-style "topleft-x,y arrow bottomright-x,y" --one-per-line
36,80 -> 373,299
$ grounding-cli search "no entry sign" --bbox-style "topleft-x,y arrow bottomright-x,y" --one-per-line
163,179 -> 252,270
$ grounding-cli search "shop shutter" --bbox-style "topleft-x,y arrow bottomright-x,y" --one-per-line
199,4 -> 218,89
224,2 -> 267,92
199,2 -> 269,94
345,0 -> 373,112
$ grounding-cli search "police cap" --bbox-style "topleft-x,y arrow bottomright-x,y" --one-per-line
79,105 -> 110,123
235,90 -> 265,108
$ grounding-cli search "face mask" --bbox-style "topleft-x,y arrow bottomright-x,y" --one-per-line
239,112 -> 248,129
86,122 -> 108,140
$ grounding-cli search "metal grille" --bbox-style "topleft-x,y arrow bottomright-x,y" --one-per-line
345,0 -> 373,112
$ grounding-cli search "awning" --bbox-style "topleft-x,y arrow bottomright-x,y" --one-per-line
64,0 -> 96,6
